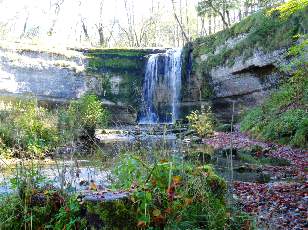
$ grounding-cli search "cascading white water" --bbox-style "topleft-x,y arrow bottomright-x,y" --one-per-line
165,48 -> 182,123
139,48 -> 182,124
139,53 -> 160,124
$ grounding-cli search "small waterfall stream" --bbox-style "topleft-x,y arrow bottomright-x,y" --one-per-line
139,48 -> 182,124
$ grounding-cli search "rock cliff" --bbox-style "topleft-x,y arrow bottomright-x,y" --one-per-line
183,6 -> 306,121
0,42 -> 164,124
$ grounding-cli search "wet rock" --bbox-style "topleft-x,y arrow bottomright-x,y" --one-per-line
81,191 -> 136,230
256,173 -> 271,183
234,164 -> 258,173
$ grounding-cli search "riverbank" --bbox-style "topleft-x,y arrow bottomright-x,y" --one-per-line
204,131 -> 308,229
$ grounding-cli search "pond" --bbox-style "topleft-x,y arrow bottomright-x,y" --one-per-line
0,125 -> 263,195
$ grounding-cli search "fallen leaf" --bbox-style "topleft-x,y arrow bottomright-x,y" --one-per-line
89,182 -> 97,191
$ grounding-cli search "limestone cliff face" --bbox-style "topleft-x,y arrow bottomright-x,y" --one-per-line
0,46 -> 89,100
209,47 -> 287,120
184,34 -> 292,122
184,6 -> 305,121
0,43 -> 164,124
185,41 -> 289,121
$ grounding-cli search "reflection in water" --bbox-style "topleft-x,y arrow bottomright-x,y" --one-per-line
0,126 -> 263,195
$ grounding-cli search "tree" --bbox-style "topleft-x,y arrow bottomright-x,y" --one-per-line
171,0 -> 190,43
48,0 -> 65,36
197,0 -> 238,28
118,0 -> 157,47
95,0 -> 116,47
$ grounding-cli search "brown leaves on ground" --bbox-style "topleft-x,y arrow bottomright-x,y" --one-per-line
205,131 -> 308,229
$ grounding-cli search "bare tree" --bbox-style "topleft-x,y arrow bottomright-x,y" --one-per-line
95,0 -> 116,47
80,18 -> 90,41
48,0 -> 65,36
20,15 -> 29,38
118,0 -> 157,47
171,0 -> 189,43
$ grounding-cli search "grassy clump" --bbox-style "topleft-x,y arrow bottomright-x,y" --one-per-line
60,94 -> 109,140
192,0 -> 307,73
0,165 -> 87,229
0,98 -> 59,157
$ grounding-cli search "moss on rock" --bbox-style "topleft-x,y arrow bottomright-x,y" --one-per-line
86,199 -> 137,230
84,48 -> 164,109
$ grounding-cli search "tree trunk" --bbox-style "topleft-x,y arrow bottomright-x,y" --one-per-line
209,14 -> 212,35
81,19 -> 90,41
171,0 -> 189,43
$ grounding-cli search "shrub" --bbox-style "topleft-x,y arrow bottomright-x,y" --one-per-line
187,108 -> 215,137
59,94 -> 109,140
0,98 -> 58,157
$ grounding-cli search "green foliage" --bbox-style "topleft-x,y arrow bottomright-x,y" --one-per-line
241,37 -> 308,148
0,94 -> 109,157
197,0 -> 238,20
112,153 -> 227,229
60,94 -> 109,140
0,98 -> 58,157
193,1 -> 307,73
187,108 -> 215,137
216,123 -> 232,132
49,196 -> 87,230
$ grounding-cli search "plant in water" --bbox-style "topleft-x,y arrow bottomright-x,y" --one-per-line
0,162 -> 87,229
187,107 -> 215,137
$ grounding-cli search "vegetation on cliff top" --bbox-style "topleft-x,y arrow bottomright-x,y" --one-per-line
193,0 -> 308,72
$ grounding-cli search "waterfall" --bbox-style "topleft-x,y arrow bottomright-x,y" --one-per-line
139,48 -> 182,124
139,54 -> 160,124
